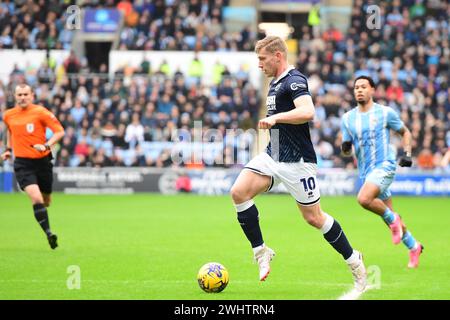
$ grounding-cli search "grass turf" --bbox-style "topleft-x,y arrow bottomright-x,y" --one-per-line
0,194 -> 448,300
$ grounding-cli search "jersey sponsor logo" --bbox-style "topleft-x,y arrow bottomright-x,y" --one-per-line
359,130 -> 376,146
266,95 -> 276,111
26,123 -> 34,133
290,82 -> 306,91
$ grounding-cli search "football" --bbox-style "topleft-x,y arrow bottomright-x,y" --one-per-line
197,262 -> 229,293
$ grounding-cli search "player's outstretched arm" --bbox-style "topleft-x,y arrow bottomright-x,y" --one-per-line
396,126 -> 413,167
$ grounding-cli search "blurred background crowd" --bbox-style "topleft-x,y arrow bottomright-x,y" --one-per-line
0,0 -> 449,170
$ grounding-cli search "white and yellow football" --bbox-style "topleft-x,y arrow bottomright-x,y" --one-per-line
197,262 -> 229,293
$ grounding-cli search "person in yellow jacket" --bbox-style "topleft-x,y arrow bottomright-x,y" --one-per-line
188,53 -> 204,85
212,60 -> 225,85
308,2 -> 321,38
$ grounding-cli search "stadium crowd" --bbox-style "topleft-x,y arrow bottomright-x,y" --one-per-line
0,0 -> 73,50
0,54 -> 259,168
0,0 -> 256,52
301,0 -> 449,170
117,0 -> 257,51
0,0 -> 449,171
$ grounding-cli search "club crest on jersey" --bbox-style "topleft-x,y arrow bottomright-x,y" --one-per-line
274,83 -> 282,91
26,123 -> 34,133
370,117 -> 378,127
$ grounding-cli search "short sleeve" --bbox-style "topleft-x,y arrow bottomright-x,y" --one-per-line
287,75 -> 310,101
387,108 -> 404,132
40,108 -> 64,133
341,114 -> 352,142
3,112 -> 10,129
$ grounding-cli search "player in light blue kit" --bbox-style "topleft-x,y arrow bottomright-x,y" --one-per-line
341,76 -> 423,268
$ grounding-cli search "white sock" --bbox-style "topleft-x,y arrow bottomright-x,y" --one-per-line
234,199 -> 255,212
252,244 -> 265,255
345,250 -> 360,265
320,212 -> 334,234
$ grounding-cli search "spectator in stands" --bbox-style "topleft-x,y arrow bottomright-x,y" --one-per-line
125,113 -> 145,148
74,137 -> 90,159
322,24 -> 344,43
187,53 -> 204,85
112,124 -> 129,149
308,2 -> 321,38
93,148 -> 114,168
70,99 -> 86,125
64,51 -> 81,74
386,79 -> 404,104
441,148 -> 450,171
157,93 -> 175,117
417,148 -> 436,169
0,25 -> 13,48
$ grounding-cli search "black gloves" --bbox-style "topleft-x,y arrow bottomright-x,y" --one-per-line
341,141 -> 352,153
399,155 -> 412,167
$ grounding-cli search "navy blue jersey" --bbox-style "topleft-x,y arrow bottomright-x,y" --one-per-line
265,68 -> 317,163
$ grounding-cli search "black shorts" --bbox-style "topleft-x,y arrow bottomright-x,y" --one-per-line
14,155 -> 54,194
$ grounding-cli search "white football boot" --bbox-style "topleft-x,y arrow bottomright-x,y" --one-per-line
348,250 -> 367,292
254,245 -> 275,281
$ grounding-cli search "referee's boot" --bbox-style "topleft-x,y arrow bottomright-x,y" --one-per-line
47,233 -> 58,249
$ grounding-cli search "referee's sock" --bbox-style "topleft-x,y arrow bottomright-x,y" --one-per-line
33,203 -> 52,237
235,199 -> 264,248
321,212 -> 354,260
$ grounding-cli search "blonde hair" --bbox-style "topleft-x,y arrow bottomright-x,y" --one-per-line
254,36 -> 288,56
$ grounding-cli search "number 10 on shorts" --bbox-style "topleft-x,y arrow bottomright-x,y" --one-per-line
300,177 -> 316,192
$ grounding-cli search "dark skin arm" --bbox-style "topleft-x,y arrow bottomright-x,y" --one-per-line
396,126 -> 412,167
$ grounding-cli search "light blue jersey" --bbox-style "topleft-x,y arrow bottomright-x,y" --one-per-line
341,103 -> 404,179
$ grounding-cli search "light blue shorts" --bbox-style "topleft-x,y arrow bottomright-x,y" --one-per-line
364,166 -> 396,200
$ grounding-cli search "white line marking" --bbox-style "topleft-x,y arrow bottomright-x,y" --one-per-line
337,284 -> 377,300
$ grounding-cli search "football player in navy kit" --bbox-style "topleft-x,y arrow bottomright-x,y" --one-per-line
230,36 -> 367,292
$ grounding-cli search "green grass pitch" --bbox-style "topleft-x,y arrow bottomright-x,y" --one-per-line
0,193 -> 449,300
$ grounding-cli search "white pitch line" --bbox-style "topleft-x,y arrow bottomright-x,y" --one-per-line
0,279 -> 360,286
337,284 -> 378,300
0,279 -> 390,286
337,288 -> 364,300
